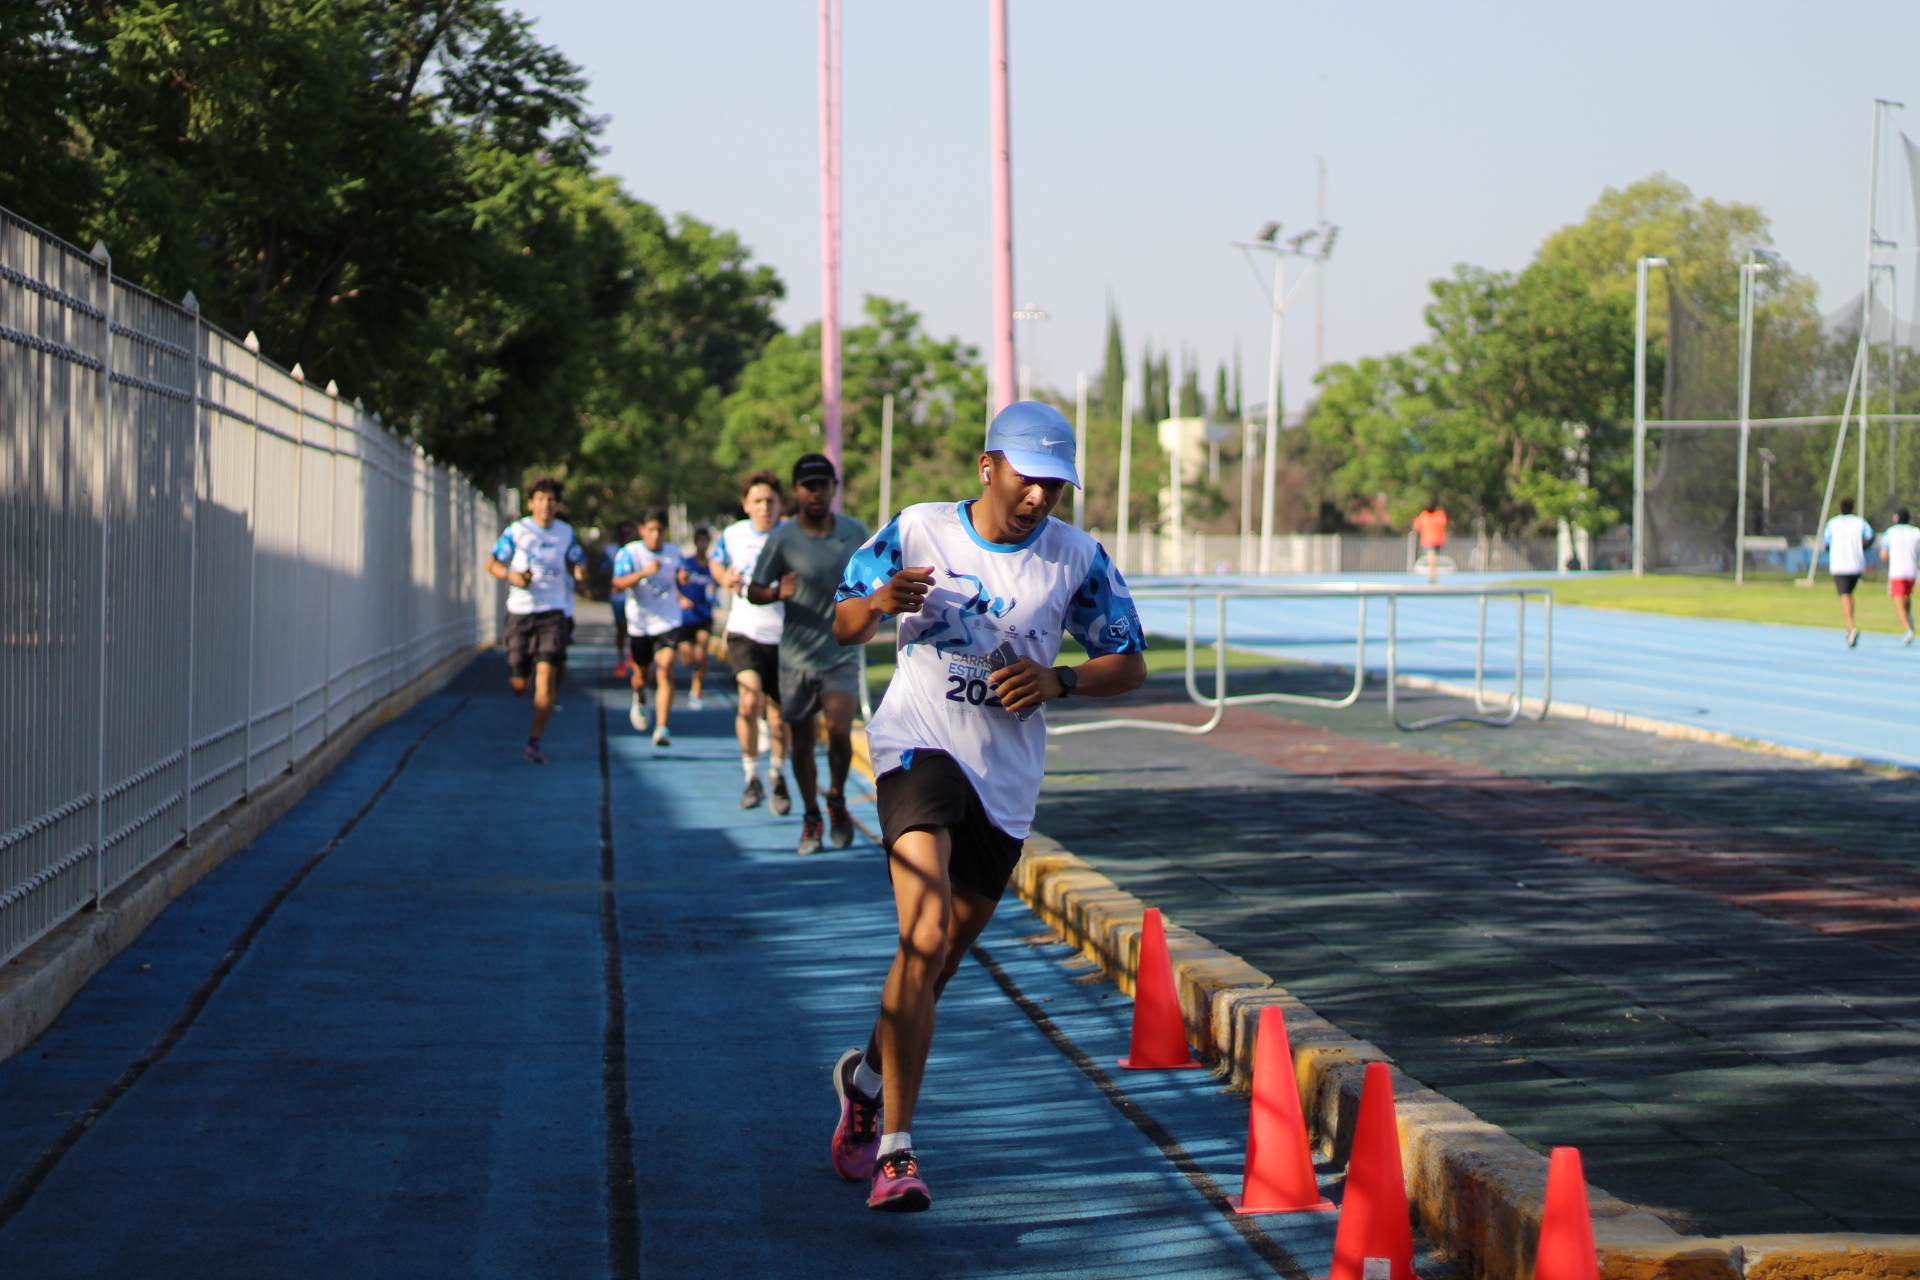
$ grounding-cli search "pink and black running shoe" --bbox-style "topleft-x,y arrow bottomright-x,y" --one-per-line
867,1148 -> 930,1213
830,1049 -> 881,1180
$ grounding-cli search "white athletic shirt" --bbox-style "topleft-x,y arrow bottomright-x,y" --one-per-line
714,518 -> 786,644
1881,523 -> 1920,580
492,518 -> 584,615
836,501 -> 1146,839
1823,514 -> 1875,576
614,541 -> 686,637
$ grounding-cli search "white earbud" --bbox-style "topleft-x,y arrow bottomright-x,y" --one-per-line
981,470 -> 990,484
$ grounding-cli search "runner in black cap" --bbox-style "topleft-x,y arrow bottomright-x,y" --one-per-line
746,453 -> 870,854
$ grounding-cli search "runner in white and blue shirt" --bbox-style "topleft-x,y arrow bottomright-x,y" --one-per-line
612,508 -> 686,746
713,472 -> 793,813
823,401 -> 1147,1213
485,478 -> 586,763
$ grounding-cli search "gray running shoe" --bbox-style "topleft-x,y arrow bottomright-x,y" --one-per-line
525,740 -> 547,765
797,812 -> 823,856
826,792 -> 854,850
769,773 -> 793,816
740,775 -> 766,810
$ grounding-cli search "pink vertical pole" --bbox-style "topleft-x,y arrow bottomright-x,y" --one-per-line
819,0 -> 843,493
989,0 -> 1015,415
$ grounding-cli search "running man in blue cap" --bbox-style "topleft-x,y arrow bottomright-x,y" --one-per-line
825,402 -> 1148,1212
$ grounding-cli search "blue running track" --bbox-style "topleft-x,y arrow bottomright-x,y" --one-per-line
0,654 -> 1359,1278
1129,574 -> 1920,768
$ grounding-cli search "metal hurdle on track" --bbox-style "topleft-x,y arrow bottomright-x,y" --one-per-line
1049,582 -> 1553,737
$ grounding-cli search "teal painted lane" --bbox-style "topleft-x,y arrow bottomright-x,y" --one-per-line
0,653 -> 1352,1278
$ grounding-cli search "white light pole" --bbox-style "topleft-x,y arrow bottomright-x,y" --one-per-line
878,392 -> 894,528
1234,222 -> 1336,575
1074,371 -> 1088,527
1014,304 -> 1048,401
1633,255 -> 1668,578
1757,447 -> 1776,534
1117,377 -> 1134,575
1734,258 -> 1768,584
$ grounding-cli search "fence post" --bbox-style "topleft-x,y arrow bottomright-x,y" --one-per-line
290,364 -> 304,766
244,330 -> 261,794
183,292 -> 201,838
324,381 -> 337,739
90,241 -> 113,907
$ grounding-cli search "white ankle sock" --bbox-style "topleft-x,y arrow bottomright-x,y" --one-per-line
743,755 -> 759,781
877,1131 -> 912,1158
852,1057 -> 884,1098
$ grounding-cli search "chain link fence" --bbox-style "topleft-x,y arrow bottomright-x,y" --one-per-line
2,206 -> 501,966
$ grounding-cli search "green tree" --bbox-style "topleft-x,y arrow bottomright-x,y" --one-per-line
1099,303 -> 1126,413
716,296 -> 988,527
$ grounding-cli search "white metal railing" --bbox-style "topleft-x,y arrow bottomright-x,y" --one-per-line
1049,583 -> 1552,737
2,206 -> 501,966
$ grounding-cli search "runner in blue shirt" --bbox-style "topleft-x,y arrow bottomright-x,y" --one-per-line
601,520 -> 636,680
677,524 -> 717,711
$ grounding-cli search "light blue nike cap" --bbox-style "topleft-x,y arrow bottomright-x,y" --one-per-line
985,401 -> 1080,487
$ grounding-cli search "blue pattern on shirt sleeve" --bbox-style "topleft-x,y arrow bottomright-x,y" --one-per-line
491,529 -> 517,562
612,547 -> 634,578
836,517 -> 904,603
566,536 -> 585,566
1065,545 -> 1147,656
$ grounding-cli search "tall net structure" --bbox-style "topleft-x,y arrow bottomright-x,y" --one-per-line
1642,268 -> 1917,575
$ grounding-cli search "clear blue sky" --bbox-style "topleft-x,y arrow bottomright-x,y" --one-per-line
515,0 -> 1920,414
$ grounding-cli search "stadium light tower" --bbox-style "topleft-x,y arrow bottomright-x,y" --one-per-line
1734,258 -> 1768,584
1633,255 -> 1669,578
1234,221 -> 1337,575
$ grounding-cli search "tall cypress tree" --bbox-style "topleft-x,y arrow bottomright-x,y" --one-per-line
1213,361 -> 1230,421
1101,303 -> 1126,413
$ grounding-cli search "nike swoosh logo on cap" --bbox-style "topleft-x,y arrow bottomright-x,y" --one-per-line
1040,437 -> 1065,447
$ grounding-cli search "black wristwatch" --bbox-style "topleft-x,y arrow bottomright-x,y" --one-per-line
1052,665 -> 1078,697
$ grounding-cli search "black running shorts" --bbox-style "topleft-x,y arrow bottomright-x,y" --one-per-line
876,749 -> 1025,904
504,609 -> 570,679
1834,573 -> 1862,595
629,631 -> 674,667
726,634 -> 781,700
675,620 -> 711,647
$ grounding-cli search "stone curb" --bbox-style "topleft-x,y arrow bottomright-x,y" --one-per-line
1010,835 -> 1920,1280
0,645 -> 486,1065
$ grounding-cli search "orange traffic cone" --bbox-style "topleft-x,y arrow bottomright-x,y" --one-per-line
1533,1147 -> 1598,1280
1117,908 -> 1203,1069
1328,1061 -> 1417,1280
1230,1004 -> 1337,1214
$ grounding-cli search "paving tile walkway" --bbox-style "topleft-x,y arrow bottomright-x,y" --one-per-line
1042,676 -> 1920,1237
0,652 -> 1353,1278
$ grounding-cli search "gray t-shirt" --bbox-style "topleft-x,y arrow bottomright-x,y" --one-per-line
752,512 -> 870,672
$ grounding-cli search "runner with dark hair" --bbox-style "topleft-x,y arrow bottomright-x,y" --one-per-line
714,471 -> 792,811
748,455 -> 868,855
603,519 -> 636,680
613,507 -> 683,747
678,524 -> 716,710
487,477 -> 587,764
827,403 -> 1147,1211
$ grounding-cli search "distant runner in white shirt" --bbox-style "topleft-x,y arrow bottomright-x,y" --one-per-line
1877,505 -> 1919,645
825,401 -> 1147,1213
711,471 -> 792,813
1823,496 -> 1876,647
612,507 -> 685,747
485,478 -> 587,764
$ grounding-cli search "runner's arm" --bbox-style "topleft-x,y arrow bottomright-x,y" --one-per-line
487,531 -> 533,588
990,651 -> 1145,711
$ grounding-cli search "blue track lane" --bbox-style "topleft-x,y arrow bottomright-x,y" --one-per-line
0,656 -> 1347,1278
1127,573 -> 1920,767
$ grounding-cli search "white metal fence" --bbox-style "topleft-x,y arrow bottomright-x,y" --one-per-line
1,207 -> 501,966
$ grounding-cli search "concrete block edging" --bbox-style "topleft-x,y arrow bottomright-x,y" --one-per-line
1011,833 -> 1920,1280
0,645 -> 488,1066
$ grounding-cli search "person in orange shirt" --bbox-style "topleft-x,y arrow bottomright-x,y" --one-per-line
1412,500 -> 1448,584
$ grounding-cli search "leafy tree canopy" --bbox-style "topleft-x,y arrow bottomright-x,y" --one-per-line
716,296 -> 989,528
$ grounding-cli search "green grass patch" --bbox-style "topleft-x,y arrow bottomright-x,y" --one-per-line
1512,572 -> 1912,634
